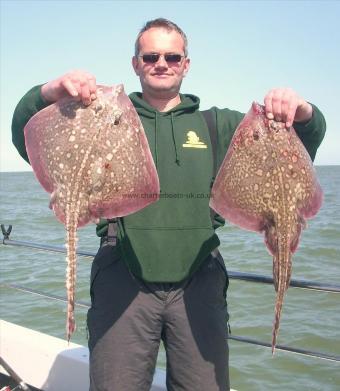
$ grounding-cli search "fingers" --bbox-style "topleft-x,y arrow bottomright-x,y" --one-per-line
285,98 -> 298,128
63,71 -> 97,105
61,77 -> 79,98
88,75 -> 97,101
264,88 -> 299,128
272,89 -> 283,122
264,91 -> 274,120
41,70 -> 97,105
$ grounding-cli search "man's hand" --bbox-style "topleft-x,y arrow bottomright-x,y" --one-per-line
41,70 -> 97,106
264,88 -> 313,128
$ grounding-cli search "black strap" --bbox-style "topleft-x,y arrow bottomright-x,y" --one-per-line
100,218 -> 118,247
201,109 -> 225,229
201,109 -> 217,178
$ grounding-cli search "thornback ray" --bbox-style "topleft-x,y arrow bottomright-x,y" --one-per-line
210,102 -> 323,353
24,84 -> 160,341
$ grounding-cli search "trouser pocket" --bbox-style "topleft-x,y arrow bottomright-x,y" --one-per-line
87,245 -> 120,349
213,250 -> 229,296
211,250 -> 230,326
90,245 -> 119,297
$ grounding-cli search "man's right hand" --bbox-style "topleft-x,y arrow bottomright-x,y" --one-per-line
41,70 -> 97,106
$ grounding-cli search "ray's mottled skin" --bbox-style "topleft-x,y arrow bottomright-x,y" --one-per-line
24,85 -> 160,341
210,102 -> 323,353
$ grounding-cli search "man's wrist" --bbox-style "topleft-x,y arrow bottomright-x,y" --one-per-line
294,102 -> 313,124
40,83 -> 55,103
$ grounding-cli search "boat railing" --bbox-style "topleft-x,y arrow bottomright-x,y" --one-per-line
1,224 -> 340,363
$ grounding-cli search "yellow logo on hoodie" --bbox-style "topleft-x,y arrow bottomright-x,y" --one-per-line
183,131 -> 207,149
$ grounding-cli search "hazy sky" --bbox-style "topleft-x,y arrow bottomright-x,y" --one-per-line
1,0 -> 339,172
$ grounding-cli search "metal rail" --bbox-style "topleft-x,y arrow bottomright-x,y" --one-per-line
1,282 -> 339,363
2,236 -> 340,293
1,225 -> 340,363
228,335 -> 340,362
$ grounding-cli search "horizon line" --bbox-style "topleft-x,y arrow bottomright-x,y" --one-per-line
1,164 -> 340,174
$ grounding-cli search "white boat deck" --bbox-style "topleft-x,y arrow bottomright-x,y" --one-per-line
0,320 -> 166,390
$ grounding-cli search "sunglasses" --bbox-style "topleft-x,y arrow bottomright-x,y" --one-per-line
139,53 -> 184,64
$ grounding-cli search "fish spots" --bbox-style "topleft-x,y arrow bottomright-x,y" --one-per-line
69,135 -> 76,142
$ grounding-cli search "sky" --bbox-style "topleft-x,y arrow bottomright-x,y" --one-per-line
1,0 -> 339,172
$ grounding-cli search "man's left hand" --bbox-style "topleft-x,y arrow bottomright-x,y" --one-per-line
264,88 -> 313,128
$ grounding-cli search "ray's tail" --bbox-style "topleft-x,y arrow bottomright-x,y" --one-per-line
271,231 -> 292,354
63,131 -> 95,342
65,199 -> 79,343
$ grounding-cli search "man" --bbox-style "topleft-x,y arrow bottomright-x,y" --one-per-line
12,18 -> 325,391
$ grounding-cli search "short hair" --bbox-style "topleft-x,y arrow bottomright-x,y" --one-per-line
134,18 -> 188,57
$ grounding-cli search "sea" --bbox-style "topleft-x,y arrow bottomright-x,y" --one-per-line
0,167 -> 339,391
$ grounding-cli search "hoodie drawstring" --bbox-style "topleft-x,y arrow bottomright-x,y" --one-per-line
154,112 -> 180,167
130,92 -> 200,168
170,112 -> 180,166
154,113 -> 159,168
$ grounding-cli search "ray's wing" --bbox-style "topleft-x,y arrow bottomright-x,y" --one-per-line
24,84 -> 160,227
210,102 -> 323,352
24,84 -> 160,341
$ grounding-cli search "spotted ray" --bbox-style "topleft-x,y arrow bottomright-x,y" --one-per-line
210,102 -> 322,353
24,85 -> 160,341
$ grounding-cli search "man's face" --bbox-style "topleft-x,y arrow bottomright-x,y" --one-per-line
132,27 -> 190,97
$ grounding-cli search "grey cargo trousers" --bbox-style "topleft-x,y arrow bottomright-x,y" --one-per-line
87,245 -> 230,391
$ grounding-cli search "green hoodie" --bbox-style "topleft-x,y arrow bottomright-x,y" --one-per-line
11,86 -> 326,282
